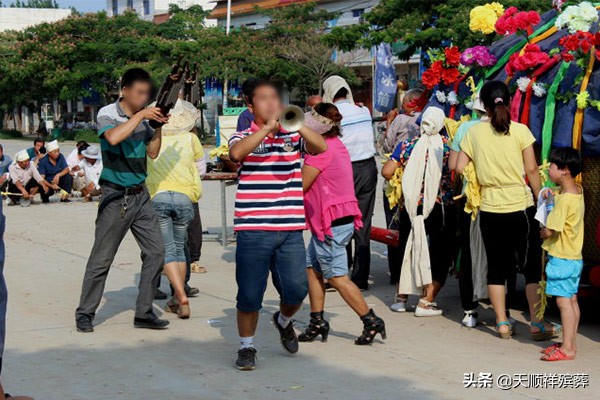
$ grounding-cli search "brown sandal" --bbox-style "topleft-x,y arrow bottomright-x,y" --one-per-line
177,302 -> 190,319
165,298 -> 179,314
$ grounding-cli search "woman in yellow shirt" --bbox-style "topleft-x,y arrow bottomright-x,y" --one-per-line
456,81 -> 555,340
147,100 -> 205,319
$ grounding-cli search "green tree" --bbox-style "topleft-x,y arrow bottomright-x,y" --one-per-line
325,0 -> 553,59
10,0 -> 58,7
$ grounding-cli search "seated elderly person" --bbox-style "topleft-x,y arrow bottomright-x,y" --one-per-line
37,140 -> 72,203
7,150 -> 49,206
73,146 -> 102,202
67,141 -> 90,195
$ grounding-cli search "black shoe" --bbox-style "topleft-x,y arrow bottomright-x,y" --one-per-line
185,285 -> 200,297
154,289 -> 168,300
272,311 -> 299,354
235,347 -> 257,371
355,309 -> 386,345
134,317 -> 169,330
298,311 -> 330,343
76,315 -> 94,333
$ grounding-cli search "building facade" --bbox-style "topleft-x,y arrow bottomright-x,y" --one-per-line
0,7 -> 70,31
106,0 -> 215,21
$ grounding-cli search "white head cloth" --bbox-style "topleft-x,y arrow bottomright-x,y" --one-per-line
322,75 -> 355,105
399,106 -> 446,295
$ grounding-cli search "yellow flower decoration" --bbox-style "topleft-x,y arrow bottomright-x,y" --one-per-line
469,3 -> 504,34
209,144 -> 229,159
576,90 -> 590,109
385,167 -> 404,210
463,162 -> 481,219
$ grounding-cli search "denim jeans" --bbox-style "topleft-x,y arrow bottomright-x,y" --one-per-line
235,230 -> 307,312
307,222 -> 355,280
152,191 -> 195,264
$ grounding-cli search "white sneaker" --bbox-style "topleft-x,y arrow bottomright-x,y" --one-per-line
390,297 -> 407,312
462,310 -> 478,327
72,190 -> 82,198
5,198 -> 12,206
414,300 -> 443,317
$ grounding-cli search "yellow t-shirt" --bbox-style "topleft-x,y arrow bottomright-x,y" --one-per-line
542,189 -> 585,260
460,121 -> 535,213
147,132 -> 204,203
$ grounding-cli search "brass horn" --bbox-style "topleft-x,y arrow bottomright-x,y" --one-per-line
279,105 -> 305,132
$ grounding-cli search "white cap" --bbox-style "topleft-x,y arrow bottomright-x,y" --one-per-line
46,140 -> 59,152
81,146 -> 101,159
473,95 -> 486,113
15,150 -> 30,162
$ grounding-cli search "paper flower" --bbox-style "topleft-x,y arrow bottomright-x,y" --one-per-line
465,100 -> 474,110
533,83 -> 547,97
470,3 -> 504,34
505,44 -> 550,77
422,60 -> 444,89
516,76 -> 532,92
441,68 -> 461,85
447,91 -> 460,105
435,90 -> 447,103
460,45 -> 497,67
553,0 -> 566,12
495,7 -> 541,35
576,91 -> 590,109
444,46 -> 461,67
555,2 -> 599,34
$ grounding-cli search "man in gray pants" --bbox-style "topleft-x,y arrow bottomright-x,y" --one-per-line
75,68 -> 170,332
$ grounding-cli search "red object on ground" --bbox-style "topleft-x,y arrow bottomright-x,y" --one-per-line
589,265 -> 600,287
370,227 -> 400,247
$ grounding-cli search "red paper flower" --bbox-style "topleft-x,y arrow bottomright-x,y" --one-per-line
505,44 -> 550,76
441,68 -> 460,85
421,68 -> 441,89
559,31 -> 599,61
444,46 -> 461,67
495,7 -> 541,35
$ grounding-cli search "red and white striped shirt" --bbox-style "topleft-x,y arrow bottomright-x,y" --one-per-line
229,122 -> 306,231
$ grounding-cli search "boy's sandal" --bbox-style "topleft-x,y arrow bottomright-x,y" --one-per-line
540,347 -> 575,362
530,321 -> 561,342
496,321 -> 514,340
540,342 -> 562,355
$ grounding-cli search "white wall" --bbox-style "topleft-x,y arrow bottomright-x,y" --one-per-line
0,7 -> 71,31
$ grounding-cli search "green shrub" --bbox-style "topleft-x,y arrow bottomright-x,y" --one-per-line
74,129 -> 99,144
0,129 -> 23,139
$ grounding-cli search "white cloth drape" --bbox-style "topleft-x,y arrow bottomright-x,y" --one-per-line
470,213 -> 489,300
399,107 -> 446,295
322,75 -> 355,104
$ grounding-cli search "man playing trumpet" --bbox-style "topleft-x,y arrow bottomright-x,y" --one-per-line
228,79 -> 327,371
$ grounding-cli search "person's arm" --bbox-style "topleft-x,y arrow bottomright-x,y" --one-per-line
15,180 -> 28,196
298,126 -> 327,155
448,150 -> 459,171
229,121 -> 276,162
455,151 -> 471,175
523,145 -> 541,200
302,164 -> 321,192
103,107 -> 167,146
381,159 -> 400,180
146,127 -> 162,160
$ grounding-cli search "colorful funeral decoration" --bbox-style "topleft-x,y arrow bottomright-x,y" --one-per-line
423,0 -> 600,303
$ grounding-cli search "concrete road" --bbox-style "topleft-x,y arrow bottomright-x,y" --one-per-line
0,139 -> 598,400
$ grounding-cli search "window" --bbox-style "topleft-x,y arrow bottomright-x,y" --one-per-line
112,0 -> 118,15
352,9 -> 365,18
127,0 -> 134,10
143,0 -> 150,15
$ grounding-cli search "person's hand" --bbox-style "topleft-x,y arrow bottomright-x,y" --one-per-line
71,165 -> 80,172
22,192 -> 30,200
52,175 -> 60,185
387,109 -> 399,123
265,119 -> 279,134
540,227 -> 553,239
0,175 -> 6,185
539,187 -> 553,200
51,183 -> 60,190
138,107 -> 169,124
42,184 -> 50,194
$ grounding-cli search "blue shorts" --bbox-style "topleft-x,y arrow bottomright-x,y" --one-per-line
306,222 -> 354,280
235,230 -> 307,312
545,256 -> 583,298
152,191 -> 195,264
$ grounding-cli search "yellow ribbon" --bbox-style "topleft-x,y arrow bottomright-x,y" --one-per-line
209,144 -> 229,159
572,48 -> 595,184
444,115 -> 471,145
462,162 -> 481,220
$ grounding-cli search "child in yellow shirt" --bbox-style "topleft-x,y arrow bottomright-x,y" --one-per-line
539,147 -> 584,362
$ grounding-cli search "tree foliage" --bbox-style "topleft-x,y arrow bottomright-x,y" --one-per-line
0,3 -> 355,118
8,0 -> 58,7
325,0 -> 554,59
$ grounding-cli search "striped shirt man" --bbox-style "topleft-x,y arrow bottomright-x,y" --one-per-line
229,122 -> 306,231
96,101 -> 154,187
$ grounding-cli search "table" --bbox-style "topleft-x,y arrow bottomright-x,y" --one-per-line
202,172 -> 238,246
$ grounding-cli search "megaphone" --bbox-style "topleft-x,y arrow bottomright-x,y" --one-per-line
280,105 -> 305,132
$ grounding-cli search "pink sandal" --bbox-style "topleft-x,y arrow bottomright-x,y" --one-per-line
540,342 -> 561,355
540,347 -> 575,362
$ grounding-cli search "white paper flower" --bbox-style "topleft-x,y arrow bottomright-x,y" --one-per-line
555,1 -> 599,33
532,82 -> 547,97
517,77 -> 532,92
465,100 -> 474,110
435,90 -> 447,103
447,91 -> 460,105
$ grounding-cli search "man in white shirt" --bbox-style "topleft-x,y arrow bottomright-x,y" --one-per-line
323,75 -> 376,290
67,141 -> 90,193
75,146 -> 103,202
